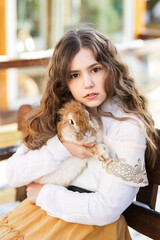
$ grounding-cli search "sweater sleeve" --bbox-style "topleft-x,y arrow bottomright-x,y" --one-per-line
36,118 -> 146,226
6,135 -> 71,187
103,120 -> 148,187
36,178 -> 139,226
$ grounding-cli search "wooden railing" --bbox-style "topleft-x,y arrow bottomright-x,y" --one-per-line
0,49 -> 53,69
0,38 -> 160,69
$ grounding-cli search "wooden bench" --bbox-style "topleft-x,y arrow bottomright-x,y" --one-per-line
124,128 -> 160,239
0,104 -> 160,239
0,105 -> 33,201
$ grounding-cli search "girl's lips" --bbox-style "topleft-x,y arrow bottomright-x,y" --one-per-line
84,93 -> 99,99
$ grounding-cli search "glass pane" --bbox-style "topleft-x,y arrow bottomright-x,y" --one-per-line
121,42 -> 160,128
63,0 -> 123,42
7,66 -> 47,110
17,66 -> 46,98
146,0 -> 160,29
16,0 -> 45,52
16,0 -> 124,52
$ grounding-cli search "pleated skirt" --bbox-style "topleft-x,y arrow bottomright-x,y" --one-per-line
0,199 -> 131,240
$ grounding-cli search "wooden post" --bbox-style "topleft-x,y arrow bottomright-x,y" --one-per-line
46,0 -> 52,49
0,0 -> 8,110
134,0 -> 146,39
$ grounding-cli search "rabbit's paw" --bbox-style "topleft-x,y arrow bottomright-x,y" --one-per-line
96,144 -> 110,162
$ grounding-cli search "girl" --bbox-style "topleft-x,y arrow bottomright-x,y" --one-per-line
0,28 -> 158,240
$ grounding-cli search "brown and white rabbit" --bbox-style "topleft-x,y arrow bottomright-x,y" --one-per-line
35,100 -> 109,186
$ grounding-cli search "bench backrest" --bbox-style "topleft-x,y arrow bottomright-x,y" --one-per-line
124,129 -> 160,239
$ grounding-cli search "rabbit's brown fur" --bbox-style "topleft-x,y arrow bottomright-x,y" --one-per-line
35,100 -> 109,186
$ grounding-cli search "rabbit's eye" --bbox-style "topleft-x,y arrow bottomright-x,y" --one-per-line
69,119 -> 74,125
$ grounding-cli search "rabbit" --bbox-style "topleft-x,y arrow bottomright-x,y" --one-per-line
35,100 -> 110,187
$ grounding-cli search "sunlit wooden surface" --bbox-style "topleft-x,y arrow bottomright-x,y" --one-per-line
0,123 -> 21,148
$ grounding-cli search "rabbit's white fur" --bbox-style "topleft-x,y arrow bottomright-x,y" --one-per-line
35,100 -> 109,186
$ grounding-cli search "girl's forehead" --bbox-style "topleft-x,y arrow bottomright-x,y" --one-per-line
70,48 -> 97,70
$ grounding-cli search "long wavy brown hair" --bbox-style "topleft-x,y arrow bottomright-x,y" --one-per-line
22,28 -> 158,168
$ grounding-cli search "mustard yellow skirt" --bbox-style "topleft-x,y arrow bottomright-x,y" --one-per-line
0,199 -> 131,240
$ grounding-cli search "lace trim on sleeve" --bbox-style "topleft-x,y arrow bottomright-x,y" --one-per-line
101,154 -> 148,185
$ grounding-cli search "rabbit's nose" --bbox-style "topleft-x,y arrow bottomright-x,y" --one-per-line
83,131 -> 91,138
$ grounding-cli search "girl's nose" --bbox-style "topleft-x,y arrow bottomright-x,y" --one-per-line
83,74 -> 94,88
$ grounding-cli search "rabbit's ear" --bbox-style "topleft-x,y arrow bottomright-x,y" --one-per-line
57,107 -> 68,118
57,108 -> 64,116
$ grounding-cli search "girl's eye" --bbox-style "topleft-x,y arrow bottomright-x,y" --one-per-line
92,67 -> 101,73
70,73 -> 79,79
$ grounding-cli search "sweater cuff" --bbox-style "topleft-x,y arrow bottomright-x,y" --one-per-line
46,135 -> 72,161
36,184 -> 63,207
36,184 -> 48,207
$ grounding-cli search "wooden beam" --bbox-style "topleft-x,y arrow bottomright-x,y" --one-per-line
124,201 -> 160,239
0,0 -> 7,109
0,57 -> 50,69
134,0 -> 146,39
0,0 -> 6,55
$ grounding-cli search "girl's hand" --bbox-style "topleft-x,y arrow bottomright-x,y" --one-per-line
26,182 -> 44,204
63,141 -> 95,159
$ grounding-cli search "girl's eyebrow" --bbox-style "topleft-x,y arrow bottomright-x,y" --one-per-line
70,62 -> 100,73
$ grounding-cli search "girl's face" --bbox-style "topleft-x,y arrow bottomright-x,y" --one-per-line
68,47 -> 107,108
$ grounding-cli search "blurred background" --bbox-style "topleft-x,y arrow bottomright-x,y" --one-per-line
0,1 -> 160,239
0,0 -> 160,121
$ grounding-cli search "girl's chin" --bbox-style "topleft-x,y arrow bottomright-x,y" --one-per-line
75,96 -> 106,108
82,101 -> 102,108
80,95 -> 106,108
